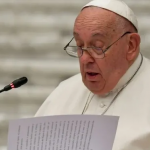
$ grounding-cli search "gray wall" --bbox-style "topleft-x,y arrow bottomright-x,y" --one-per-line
0,0 -> 150,149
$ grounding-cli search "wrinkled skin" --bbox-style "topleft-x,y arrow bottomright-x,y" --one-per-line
73,7 -> 140,95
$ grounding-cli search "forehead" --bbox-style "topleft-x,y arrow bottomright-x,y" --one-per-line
74,7 -> 117,36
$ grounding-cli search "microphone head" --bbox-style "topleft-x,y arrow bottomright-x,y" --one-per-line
12,77 -> 28,88
0,77 -> 28,93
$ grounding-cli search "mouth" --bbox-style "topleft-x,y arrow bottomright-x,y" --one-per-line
87,72 -> 99,76
86,72 -> 100,81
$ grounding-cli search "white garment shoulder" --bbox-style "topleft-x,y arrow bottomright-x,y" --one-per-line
35,73 -> 89,116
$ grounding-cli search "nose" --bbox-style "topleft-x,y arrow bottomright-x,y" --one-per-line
80,50 -> 95,65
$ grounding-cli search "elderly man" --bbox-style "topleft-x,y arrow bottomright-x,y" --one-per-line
35,0 -> 150,149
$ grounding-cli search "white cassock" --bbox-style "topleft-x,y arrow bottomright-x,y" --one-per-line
35,54 -> 150,150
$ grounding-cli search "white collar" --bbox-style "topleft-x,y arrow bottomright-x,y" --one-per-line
111,53 -> 142,93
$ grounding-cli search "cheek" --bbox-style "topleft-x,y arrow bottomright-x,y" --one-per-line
104,48 -> 127,74
112,46 -> 127,66
104,56 -> 119,74
96,59 -> 112,77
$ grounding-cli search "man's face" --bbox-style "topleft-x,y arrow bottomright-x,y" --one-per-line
74,7 -> 129,95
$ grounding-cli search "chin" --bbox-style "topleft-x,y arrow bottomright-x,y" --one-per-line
84,81 -> 105,95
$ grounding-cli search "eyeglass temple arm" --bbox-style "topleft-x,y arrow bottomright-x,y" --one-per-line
64,37 -> 74,50
103,32 -> 131,53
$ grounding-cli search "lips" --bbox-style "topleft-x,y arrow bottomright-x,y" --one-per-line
86,72 -> 100,81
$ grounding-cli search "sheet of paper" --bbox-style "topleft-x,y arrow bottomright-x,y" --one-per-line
7,115 -> 119,150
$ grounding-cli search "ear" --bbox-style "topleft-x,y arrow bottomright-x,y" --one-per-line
126,33 -> 140,62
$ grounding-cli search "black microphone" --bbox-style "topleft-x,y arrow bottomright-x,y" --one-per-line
0,77 -> 28,93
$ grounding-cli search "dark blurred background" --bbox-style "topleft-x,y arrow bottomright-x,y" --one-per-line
0,0 -> 150,149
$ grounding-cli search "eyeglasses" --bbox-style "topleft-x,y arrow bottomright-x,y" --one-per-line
64,32 -> 131,59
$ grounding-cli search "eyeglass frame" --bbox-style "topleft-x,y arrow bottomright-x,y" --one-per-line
64,31 -> 132,58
